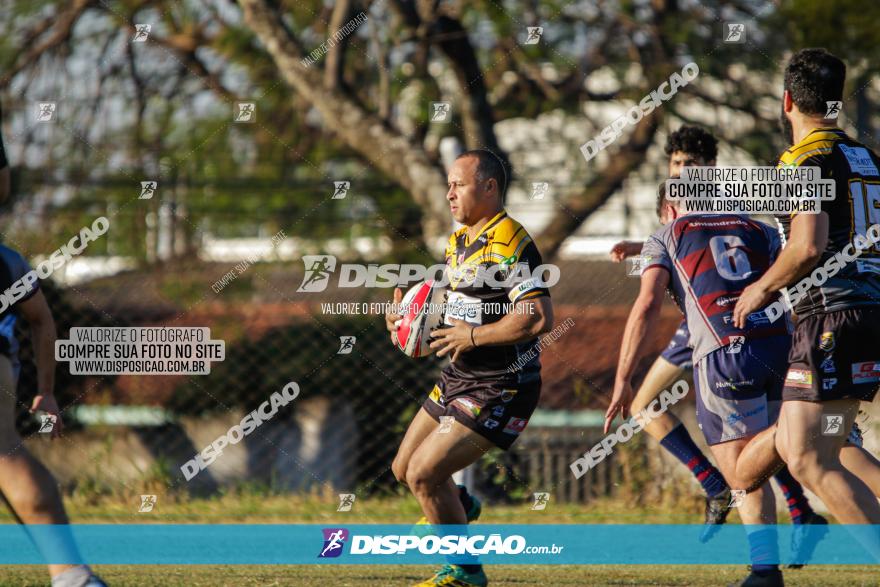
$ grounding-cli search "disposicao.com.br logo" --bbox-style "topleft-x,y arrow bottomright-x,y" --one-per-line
296,255 -> 559,292
317,527 -> 563,558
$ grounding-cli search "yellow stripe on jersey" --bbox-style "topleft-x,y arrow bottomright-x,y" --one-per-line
515,290 -> 545,302
778,129 -> 841,167
487,220 -> 530,258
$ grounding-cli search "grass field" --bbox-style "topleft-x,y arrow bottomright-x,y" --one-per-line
1,493 -> 876,586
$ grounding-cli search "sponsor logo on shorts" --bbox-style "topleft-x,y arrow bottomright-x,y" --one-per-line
819,331 -> 835,351
454,398 -> 481,419
319,528 -> 349,558
483,419 -> 500,430
503,417 -> 528,435
785,368 -> 813,389
820,355 -> 836,373
492,405 -> 505,417
429,385 -> 443,405
851,361 -> 880,384
715,379 -> 754,390
500,389 -> 518,403
726,403 -> 766,425
822,378 -> 837,391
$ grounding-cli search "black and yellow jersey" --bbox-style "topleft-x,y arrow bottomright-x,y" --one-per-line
776,127 -> 880,317
441,210 -> 550,384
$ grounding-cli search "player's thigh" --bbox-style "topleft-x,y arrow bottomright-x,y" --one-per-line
693,341 -> 780,448
776,399 -> 858,470
0,355 -> 20,451
392,406 -> 438,480
840,444 -> 880,498
406,419 -> 494,486
708,437 -> 749,486
630,356 -> 686,413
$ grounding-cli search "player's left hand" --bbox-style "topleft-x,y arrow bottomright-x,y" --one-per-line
604,380 -> 633,434
732,283 -> 773,329
429,318 -> 475,362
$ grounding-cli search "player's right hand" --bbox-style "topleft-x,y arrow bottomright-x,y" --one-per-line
604,379 -> 633,434
385,287 -> 403,343
609,241 -> 642,263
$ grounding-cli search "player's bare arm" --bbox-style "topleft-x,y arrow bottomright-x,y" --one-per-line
733,212 -> 829,328
607,266 -> 669,432
18,289 -> 62,438
430,296 -> 552,362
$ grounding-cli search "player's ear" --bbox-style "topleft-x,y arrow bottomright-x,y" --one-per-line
783,90 -> 793,113
485,177 -> 497,199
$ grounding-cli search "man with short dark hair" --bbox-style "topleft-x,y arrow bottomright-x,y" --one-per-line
612,179 -> 791,586
610,127 -> 822,547
734,47 -> 880,561
386,149 -> 554,587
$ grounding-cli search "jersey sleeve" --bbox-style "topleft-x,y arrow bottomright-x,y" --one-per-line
0,247 -> 38,303
778,147 -> 834,216
639,232 -> 672,274
504,239 -> 550,303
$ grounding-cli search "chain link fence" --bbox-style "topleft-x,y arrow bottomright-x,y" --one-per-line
7,254 -> 671,507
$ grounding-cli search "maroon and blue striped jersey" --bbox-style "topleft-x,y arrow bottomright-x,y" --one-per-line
641,214 -> 790,363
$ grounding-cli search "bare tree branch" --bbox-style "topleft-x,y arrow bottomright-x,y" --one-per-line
238,0 -> 451,252
323,0 -> 353,91
0,0 -> 95,89
536,110 -> 661,259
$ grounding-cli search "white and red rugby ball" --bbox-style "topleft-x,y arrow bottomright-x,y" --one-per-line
395,280 -> 446,357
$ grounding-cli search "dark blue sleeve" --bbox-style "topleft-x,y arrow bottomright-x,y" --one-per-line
0,247 -> 38,302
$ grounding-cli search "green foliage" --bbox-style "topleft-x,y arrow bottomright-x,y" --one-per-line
775,0 -> 880,67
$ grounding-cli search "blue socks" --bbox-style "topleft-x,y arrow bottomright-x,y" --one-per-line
659,424 -> 729,497
746,527 -> 779,573
773,467 -> 813,523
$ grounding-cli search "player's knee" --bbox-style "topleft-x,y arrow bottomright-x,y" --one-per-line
785,449 -> 822,484
391,454 -> 408,485
405,462 -> 440,495
9,484 -> 55,518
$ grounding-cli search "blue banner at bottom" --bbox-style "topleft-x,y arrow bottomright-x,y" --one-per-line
1,524 -> 878,565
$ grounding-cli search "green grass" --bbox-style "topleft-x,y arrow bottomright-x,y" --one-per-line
1,494 -> 876,585
0,492 -> 788,524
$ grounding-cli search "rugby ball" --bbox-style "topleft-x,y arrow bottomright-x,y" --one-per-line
395,280 -> 446,357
